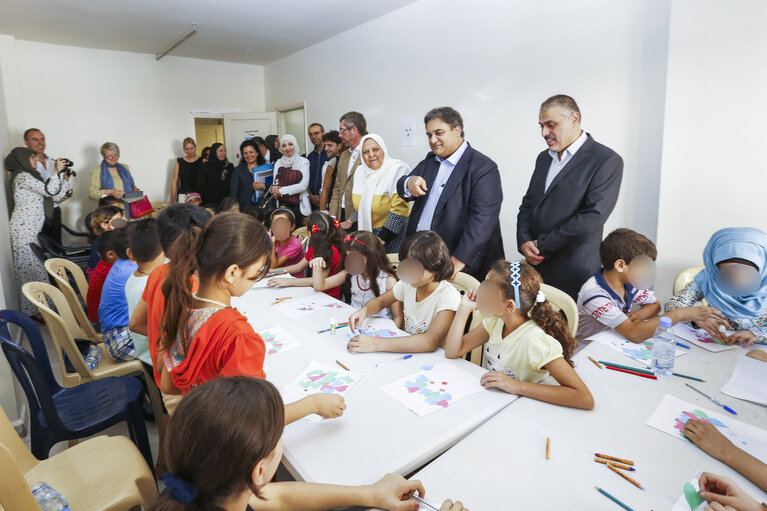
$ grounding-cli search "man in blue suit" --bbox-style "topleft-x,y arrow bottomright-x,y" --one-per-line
397,107 -> 504,280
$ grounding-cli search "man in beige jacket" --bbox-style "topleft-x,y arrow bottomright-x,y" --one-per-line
330,111 -> 367,223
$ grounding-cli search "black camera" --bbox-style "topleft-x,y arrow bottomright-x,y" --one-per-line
60,158 -> 77,177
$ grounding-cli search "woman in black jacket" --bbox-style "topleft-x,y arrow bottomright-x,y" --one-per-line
230,139 -> 269,211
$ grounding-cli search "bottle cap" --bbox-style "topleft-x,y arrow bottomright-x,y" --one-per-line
659,316 -> 672,328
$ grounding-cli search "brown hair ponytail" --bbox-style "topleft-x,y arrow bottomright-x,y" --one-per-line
489,260 -> 577,363
160,226 -> 204,354
160,213 -> 273,353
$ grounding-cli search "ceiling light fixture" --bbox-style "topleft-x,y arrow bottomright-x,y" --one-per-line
156,23 -> 198,61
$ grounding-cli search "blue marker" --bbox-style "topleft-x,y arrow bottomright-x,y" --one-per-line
676,341 -> 691,349
685,383 -> 737,415
376,354 -> 413,367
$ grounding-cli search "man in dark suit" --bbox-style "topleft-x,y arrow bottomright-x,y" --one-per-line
397,107 -> 504,280
517,95 -> 623,298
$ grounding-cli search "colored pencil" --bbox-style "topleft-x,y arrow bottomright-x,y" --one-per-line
546,437 -> 550,459
685,383 -> 737,415
375,354 -> 413,367
595,486 -> 635,511
595,453 -> 635,466
335,360 -> 350,371
598,361 -> 654,375
411,494 -> 440,511
594,458 -> 636,471
676,341 -> 691,349
671,372 -> 705,382
607,463 -> 644,489
316,323 -> 350,334
589,356 -> 603,369
598,361 -> 703,382
604,365 -> 658,380
270,296 -> 292,305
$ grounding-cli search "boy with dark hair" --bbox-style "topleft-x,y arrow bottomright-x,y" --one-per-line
125,218 -> 165,368
577,228 -> 720,342
99,227 -> 138,361
86,229 -> 120,324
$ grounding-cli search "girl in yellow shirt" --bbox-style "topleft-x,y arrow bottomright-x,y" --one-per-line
445,260 -> 594,410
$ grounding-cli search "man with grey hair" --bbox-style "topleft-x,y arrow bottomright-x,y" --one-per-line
331,111 -> 367,223
517,94 -> 623,298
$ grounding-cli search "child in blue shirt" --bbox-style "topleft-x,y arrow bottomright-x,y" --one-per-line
98,228 -> 138,361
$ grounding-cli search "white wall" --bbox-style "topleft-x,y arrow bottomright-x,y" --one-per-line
0,36 -> 268,421
0,41 -> 19,420
4,38 -> 267,228
265,0 -> 671,260
0,35 -> 20,310
656,0 -> 767,296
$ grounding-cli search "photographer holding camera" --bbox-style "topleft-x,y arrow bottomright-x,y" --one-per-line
5,146 -> 74,319
23,128 -> 73,243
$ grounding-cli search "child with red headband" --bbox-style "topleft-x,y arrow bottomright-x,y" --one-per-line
268,211 -> 346,299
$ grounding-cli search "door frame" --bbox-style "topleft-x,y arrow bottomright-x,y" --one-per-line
275,101 -> 308,154
188,109 -> 245,138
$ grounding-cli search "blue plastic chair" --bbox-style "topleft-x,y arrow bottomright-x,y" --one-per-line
0,309 -> 153,468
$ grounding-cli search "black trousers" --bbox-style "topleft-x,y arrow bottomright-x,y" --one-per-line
42,207 -> 62,244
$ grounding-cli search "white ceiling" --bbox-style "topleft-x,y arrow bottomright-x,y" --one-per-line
0,0 -> 419,65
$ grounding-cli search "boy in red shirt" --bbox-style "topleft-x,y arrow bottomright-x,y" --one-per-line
86,230 -> 120,324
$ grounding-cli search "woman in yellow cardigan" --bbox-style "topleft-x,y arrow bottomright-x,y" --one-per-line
88,141 -> 139,200
351,134 -> 411,253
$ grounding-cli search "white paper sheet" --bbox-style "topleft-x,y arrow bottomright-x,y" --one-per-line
646,394 -> 767,463
271,293 -> 346,318
721,354 -> 767,406
589,329 -> 687,365
671,472 -> 706,511
281,361 -> 364,422
257,325 -> 302,357
673,323 -> 737,352
382,362 -> 484,417
347,317 -> 407,339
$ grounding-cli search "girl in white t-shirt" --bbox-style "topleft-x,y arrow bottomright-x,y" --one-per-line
348,231 -> 460,353
444,260 -> 594,410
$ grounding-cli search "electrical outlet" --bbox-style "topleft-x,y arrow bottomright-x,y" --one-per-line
401,116 -> 417,146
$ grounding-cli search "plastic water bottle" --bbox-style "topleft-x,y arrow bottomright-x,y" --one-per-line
31,482 -> 71,511
84,344 -> 102,370
651,316 -> 676,377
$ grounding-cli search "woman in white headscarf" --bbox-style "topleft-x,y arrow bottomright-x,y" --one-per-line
270,134 -> 311,225
351,134 -> 411,253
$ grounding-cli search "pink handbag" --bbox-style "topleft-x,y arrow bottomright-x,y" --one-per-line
127,196 -> 153,219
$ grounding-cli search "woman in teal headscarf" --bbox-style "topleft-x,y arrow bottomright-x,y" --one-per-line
665,227 -> 767,346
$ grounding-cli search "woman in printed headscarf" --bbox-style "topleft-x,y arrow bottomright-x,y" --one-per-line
197,142 -> 234,206
665,227 -> 767,346
350,134 -> 411,254
270,135 -> 310,226
5,147 -> 72,318
88,141 -> 138,200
